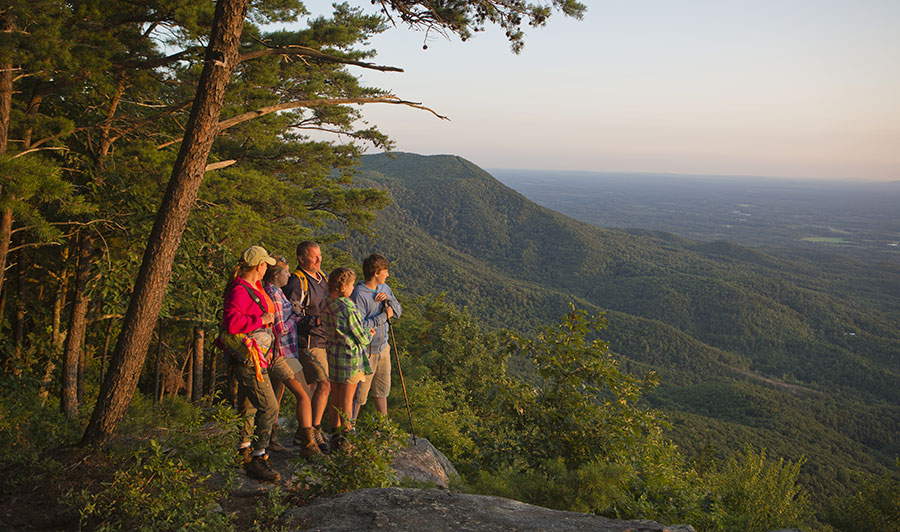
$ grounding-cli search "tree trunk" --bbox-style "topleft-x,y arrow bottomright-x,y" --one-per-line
61,232 -> 92,418
206,342 -> 217,400
184,341 -> 193,399
153,329 -> 162,404
81,0 -> 250,446
52,246 -> 71,351
13,246 -> 26,371
99,318 -> 114,380
191,326 -> 204,402
0,12 -> 15,297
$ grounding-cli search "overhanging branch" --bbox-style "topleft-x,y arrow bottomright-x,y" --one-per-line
217,95 -> 448,132
239,45 -> 404,73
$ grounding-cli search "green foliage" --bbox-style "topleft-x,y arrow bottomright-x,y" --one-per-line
67,396 -> 240,532
825,463 -> 900,532
695,447 -> 811,532
247,487 -> 292,532
0,374 -> 82,493
71,438 -> 233,532
511,307 -> 661,468
294,412 -> 404,497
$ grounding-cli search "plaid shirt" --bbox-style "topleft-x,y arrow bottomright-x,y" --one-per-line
264,283 -> 302,359
322,296 -> 372,383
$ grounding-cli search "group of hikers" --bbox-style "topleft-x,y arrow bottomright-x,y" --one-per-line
216,240 -> 401,482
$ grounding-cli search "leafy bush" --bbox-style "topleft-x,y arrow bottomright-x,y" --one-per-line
67,395 -> 241,531
696,447 -> 810,532
825,463 -> 900,532
294,412 -> 404,497
0,373 -> 83,495
71,439 -> 233,532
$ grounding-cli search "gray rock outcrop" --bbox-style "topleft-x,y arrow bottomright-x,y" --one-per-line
285,487 -> 696,532
391,437 -> 459,489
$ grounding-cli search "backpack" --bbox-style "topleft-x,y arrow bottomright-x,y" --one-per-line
214,283 -> 273,368
290,269 -> 327,314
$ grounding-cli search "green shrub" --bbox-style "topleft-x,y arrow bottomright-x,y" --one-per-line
71,439 -> 233,532
67,395 -> 241,531
825,463 -> 900,532
295,412 -> 404,497
696,447 -> 811,532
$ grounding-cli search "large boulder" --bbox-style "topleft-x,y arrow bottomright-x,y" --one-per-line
391,437 -> 459,489
285,487 -> 696,532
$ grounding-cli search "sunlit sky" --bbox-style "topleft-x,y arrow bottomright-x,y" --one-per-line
300,1 -> 900,181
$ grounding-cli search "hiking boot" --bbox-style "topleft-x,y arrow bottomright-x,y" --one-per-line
268,425 -> 288,453
329,431 -> 353,453
293,427 -> 323,459
245,454 -> 280,483
237,446 -> 252,465
311,426 -> 330,454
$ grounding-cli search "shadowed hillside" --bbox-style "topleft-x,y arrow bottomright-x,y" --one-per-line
341,152 -> 900,500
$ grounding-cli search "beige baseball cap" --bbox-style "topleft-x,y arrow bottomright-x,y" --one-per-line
241,245 -> 277,267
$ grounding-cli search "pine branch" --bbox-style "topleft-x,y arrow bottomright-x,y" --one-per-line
239,45 -> 403,73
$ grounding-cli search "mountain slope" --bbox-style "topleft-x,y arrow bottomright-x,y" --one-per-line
341,152 -> 900,498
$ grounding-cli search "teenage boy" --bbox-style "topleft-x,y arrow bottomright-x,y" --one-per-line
282,240 -> 330,452
351,253 -> 402,418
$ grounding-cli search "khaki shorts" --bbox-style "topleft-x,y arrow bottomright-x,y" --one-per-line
358,343 -> 391,405
346,371 -> 366,387
268,356 -> 301,383
300,347 -> 328,383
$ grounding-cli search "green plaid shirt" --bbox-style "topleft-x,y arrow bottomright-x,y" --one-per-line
323,296 -> 372,382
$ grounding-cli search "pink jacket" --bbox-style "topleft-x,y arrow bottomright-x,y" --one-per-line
223,277 -> 272,335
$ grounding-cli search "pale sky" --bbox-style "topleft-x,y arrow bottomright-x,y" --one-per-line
299,1 -> 900,181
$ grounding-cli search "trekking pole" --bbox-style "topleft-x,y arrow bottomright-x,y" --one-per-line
387,312 -> 416,445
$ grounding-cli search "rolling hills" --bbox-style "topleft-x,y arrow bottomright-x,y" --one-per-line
340,152 -> 900,500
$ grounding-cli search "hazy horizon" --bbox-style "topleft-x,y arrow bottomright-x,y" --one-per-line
299,0 -> 899,182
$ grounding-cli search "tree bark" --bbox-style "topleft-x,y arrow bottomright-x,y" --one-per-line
52,246 -> 71,351
0,12 -> 15,297
184,341 -> 193,400
81,0 -> 250,446
61,232 -> 92,418
13,246 -> 26,370
191,326 -> 204,402
99,318 -> 114,380
153,329 -> 162,404
206,341 -> 217,400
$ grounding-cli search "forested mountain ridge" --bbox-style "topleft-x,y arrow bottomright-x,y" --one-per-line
343,151 -> 900,500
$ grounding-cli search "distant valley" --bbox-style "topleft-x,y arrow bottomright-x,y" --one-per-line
490,169 -> 900,263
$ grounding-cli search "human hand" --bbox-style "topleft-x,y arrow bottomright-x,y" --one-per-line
369,327 -> 376,337
385,306 -> 394,320
374,291 -> 387,303
261,312 -> 275,325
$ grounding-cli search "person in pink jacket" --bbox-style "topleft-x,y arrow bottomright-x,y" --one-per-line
221,245 -> 280,482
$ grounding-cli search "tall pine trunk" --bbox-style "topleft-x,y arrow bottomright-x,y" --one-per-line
52,246 -> 71,350
81,0 -> 250,445
13,245 -> 26,371
191,327 -> 204,402
0,12 -> 15,297
62,232 -> 92,418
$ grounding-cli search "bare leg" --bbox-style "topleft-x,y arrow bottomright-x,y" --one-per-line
311,379 -> 331,427
283,377 -> 312,428
328,382 -> 344,431
372,396 -> 388,415
328,382 -> 356,433
271,378 -> 285,421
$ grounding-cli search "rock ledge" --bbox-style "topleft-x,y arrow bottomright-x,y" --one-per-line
285,487 -> 695,532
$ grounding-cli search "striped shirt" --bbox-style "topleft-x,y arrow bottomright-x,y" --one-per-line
322,296 -> 372,383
